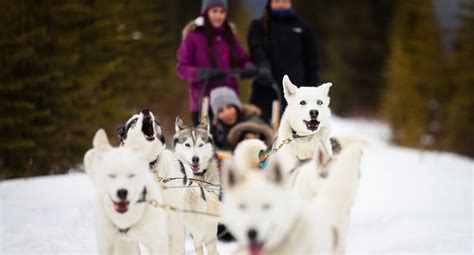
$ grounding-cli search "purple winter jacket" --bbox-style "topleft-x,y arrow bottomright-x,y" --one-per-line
176,21 -> 251,112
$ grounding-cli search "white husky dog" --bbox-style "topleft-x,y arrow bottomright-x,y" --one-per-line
173,116 -> 221,255
221,140 -> 362,254
84,129 -> 168,254
220,159 -> 334,255
313,143 -> 362,253
116,108 -> 191,254
271,75 -> 333,179
292,140 -> 363,253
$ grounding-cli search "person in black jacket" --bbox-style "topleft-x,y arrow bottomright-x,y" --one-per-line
248,0 -> 320,123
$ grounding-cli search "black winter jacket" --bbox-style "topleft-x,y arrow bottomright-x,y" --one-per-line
248,13 -> 319,122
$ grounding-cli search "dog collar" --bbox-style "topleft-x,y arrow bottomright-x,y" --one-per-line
291,129 -> 315,139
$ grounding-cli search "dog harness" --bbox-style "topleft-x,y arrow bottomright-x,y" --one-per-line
258,137 -> 292,169
150,155 -> 189,186
259,128 -> 325,168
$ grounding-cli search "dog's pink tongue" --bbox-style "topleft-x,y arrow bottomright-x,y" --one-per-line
249,243 -> 263,255
114,201 -> 129,213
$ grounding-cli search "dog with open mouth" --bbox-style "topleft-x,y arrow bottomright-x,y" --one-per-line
84,129 -> 168,254
268,75 -> 334,186
116,108 -> 191,254
220,157 -> 335,255
173,116 -> 221,255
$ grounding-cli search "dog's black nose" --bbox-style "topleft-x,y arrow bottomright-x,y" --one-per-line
247,229 -> 258,242
117,189 -> 128,200
310,109 -> 319,119
192,156 -> 200,164
142,108 -> 150,115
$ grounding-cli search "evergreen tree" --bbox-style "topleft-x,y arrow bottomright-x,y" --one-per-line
381,0 -> 448,148
0,1 -> 60,178
0,0 -> 179,178
295,0 -> 396,116
443,0 -> 474,156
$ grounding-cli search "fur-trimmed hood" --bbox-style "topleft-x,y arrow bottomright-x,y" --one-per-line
226,119 -> 274,147
239,103 -> 262,117
182,17 -> 238,38
226,104 -> 274,147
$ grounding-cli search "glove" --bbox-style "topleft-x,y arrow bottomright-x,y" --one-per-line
240,63 -> 257,79
255,66 -> 273,87
196,68 -> 227,81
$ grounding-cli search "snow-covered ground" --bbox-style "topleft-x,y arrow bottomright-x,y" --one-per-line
1,116 -> 472,254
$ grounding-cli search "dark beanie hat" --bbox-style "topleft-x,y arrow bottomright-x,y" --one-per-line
201,0 -> 228,14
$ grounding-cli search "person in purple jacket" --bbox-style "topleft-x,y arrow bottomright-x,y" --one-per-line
177,0 -> 257,125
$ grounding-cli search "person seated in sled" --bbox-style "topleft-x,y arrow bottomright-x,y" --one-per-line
209,87 -> 274,152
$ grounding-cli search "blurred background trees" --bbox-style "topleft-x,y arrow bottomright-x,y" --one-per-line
0,0 -> 472,179
381,0 -> 449,149
442,0 -> 474,156
295,0 -> 397,116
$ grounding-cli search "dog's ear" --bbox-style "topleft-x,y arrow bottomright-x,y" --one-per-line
116,126 -> 126,141
318,82 -> 332,96
223,161 -> 244,188
266,160 -> 284,185
283,75 -> 298,102
317,142 -> 331,166
92,129 -> 111,152
175,116 -> 186,133
84,149 -> 94,174
315,141 -> 331,177
83,149 -> 97,179
198,115 -> 210,133
154,122 -> 166,145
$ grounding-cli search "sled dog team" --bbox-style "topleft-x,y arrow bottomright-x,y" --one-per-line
84,75 -> 366,254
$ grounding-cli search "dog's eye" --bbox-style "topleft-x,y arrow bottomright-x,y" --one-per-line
262,203 -> 271,210
239,203 -> 247,210
108,174 -> 116,179
185,143 -> 191,147
300,100 -> 306,105
317,100 -> 323,105
198,143 -> 204,148
128,174 -> 135,178
129,118 -> 138,129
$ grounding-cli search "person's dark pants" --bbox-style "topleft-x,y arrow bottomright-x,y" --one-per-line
250,85 -> 286,124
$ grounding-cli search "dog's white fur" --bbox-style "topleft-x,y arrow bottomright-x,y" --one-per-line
291,144 -> 331,202
120,110 -> 190,254
221,161 -> 334,254
84,129 -> 168,254
173,117 -> 221,255
226,138 -> 362,254
289,139 -> 364,253
272,75 -> 333,179
292,135 -> 370,201
313,143 -> 363,253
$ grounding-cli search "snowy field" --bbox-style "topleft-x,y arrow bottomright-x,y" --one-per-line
1,116 -> 472,254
